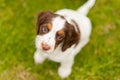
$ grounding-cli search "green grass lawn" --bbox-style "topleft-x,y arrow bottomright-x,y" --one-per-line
0,0 -> 120,80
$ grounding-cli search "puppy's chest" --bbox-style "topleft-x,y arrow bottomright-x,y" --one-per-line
47,44 -> 78,62
47,52 -> 68,62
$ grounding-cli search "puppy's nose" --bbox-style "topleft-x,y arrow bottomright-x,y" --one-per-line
41,42 -> 50,51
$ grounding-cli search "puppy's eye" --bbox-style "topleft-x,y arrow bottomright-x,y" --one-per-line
40,24 -> 49,34
42,26 -> 49,33
56,34 -> 65,41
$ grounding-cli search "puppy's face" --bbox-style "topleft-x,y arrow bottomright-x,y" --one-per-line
36,11 -> 80,53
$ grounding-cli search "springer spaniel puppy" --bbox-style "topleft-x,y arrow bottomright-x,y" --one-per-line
34,0 -> 96,78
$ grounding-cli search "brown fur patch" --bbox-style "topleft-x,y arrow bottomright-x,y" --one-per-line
36,11 -> 57,35
47,23 -> 52,30
58,30 -> 65,35
62,21 -> 80,51
54,21 -> 80,51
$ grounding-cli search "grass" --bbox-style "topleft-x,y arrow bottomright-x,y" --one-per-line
0,0 -> 120,80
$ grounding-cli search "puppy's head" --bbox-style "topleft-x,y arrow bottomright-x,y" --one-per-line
36,11 -> 80,53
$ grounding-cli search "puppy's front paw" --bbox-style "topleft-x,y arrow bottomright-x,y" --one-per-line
34,52 -> 45,64
58,67 -> 71,79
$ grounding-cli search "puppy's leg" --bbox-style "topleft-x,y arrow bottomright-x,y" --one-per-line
34,50 -> 47,64
58,55 -> 74,78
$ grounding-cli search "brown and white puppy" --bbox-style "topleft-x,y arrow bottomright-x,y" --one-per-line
34,0 -> 95,78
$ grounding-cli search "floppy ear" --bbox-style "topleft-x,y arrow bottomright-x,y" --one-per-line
62,22 -> 80,51
36,11 -> 56,34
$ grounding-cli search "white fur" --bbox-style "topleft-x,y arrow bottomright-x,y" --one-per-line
77,0 -> 96,15
34,0 -> 96,78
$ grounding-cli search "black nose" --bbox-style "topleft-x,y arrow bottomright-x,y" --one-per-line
41,42 -> 50,51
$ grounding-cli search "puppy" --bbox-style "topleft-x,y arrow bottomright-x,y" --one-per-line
34,0 -> 96,78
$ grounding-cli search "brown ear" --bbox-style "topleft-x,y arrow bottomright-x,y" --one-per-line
62,22 -> 80,51
36,11 -> 57,34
